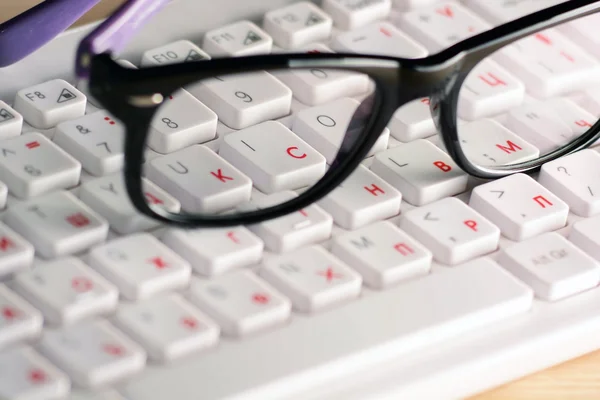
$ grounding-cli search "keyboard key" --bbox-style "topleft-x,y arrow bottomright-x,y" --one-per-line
260,245 -> 362,312
53,111 -> 125,176
0,101 -> 23,139
188,270 -> 291,337
14,79 -> 86,129
272,43 -> 370,106
575,86 -> 600,115
458,59 -> 525,120
0,133 -> 81,198
87,233 -> 191,300
465,0 -> 567,25
0,346 -> 70,400
493,29 -> 600,98
141,39 -> 211,67
220,121 -> 326,193
244,191 -> 333,252
395,2 -> 490,53
121,258 -> 532,400
559,13 -> 600,60
114,294 -> 219,362
388,98 -> 436,142
4,191 -> 109,258
148,90 -> 218,154
79,174 -> 180,234
498,232 -> 600,301
371,139 -> 468,205
400,197 -> 500,265
0,222 -> 34,278
39,320 -> 146,388
545,97 -> 597,136
13,257 -> 118,325
263,2 -> 333,49
539,150 -> 600,217
331,221 -> 432,289
393,0 -> 443,10
189,71 -> 292,129
458,119 -> 539,167
569,215 -> 600,261
202,20 -> 273,56
469,173 -> 569,241
322,0 -> 392,30
162,226 -> 263,276
292,97 -> 389,164
317,164 -> 401,229
0,285 -> 42,349
146,145 -> 252,214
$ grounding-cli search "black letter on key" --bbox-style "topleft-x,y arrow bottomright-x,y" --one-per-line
168,161 -> 189,174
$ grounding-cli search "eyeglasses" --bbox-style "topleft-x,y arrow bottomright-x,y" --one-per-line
76,0 -> 600,228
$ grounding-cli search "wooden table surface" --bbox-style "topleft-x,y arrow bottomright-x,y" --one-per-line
4,1 -> 600,399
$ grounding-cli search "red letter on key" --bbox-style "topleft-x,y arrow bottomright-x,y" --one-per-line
496,140 -> 522,154
227,231 -> 240,244
436,5 -> 454,17
464,220 -> 478,232
210,169 -> 233,183
0,236 -> 14,251
394,243 -> 414,256
433,161 -> 452,172
287,146 -> 307,159
364,184 -> 385,196
144,192 -> 164,205
534,195 -> 553,208
575,120 -> 592,128
535,33 -> 552,45
479,72 -> 506,87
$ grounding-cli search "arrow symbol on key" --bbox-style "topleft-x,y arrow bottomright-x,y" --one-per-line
424,212 -> 439,221
491,190 -> 504,199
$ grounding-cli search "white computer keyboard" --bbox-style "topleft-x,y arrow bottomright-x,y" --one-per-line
2,0 -> 600,399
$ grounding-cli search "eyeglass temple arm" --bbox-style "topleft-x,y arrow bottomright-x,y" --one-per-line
75,0 -> 171,79
0,0 -> 102,68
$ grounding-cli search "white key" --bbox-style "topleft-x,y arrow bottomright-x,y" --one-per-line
0,133 -> 81,198
469,173 -> 569,241
331,21 -> 428,58
0,222 -> 34,278
0,346 -> 70,400
13,257 -> 118,325
395,2 -> 490,53
493,29 -> 600,99
393,0 -> 443,11
189,270 -> 290,337
4,191 -> 109,258
458,119 -> 539,167
39,320 -> 146,388
388,98 -> 436,142
292,98 -> 389,164
146,145 -> 252,214
114,294 -> 219,362
504,101 -> 575,154
539,150 -> 600,217
162,226 -> 263,276
317,164 -> 401,229
148,90 -> 218,154
458,59 -> 525,120
371,139 -> 468,206
0,101 -> 23,139
14,79 -> 86,129
322,0 -> 392,30
202,21 -> 272,56
79,174 -> 180,234
189,71 -> 292,129
220,121 -> 326,193
569,215 -> 600,261
120,258 -> 533,400
259,245 -> 362,312
575,86 -> 600,115
244,191 -> 333,253
399,197 -> 500,265
0,285 -> 42,348
498,232 -> 600,301
272,43 -> 370,106
87,233 -> 191,301
141,40 -> 211,67
545,97 -> 597,136
53,111 -> 125,176
332,220 -> 432,289
559,13 -> 600,60
464,0 -> 563,24
263,2 -> 333,49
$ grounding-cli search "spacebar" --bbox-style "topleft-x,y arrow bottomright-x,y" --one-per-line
119,259 -> 533,400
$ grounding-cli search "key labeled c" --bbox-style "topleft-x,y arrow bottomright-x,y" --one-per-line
286,146 -> 307,159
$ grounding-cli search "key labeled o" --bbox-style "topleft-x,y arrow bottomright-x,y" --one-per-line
317,115 -> 336,127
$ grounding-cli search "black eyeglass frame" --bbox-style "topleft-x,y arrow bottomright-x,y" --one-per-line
85,0 -> 600,228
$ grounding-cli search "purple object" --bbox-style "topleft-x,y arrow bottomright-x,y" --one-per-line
76,0 -> 170,78
0,0 -> 102,68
